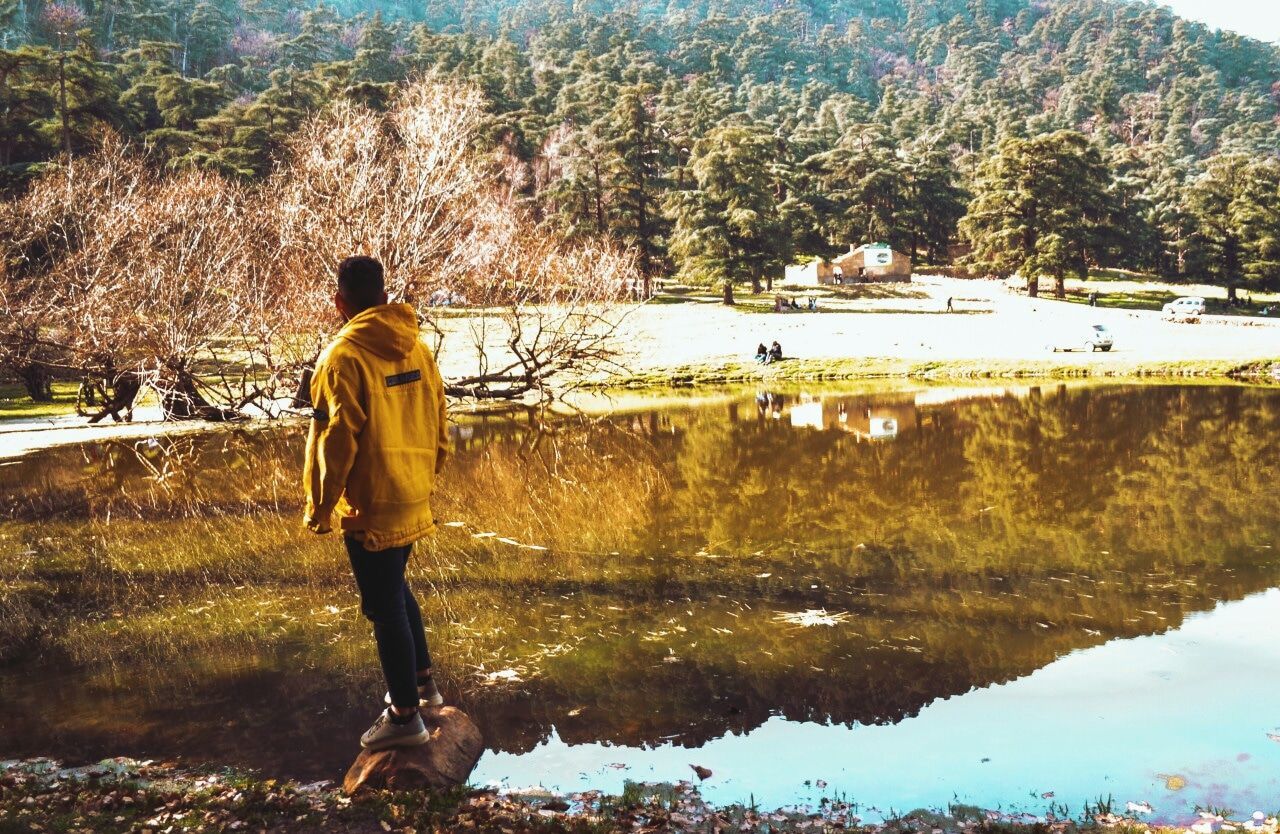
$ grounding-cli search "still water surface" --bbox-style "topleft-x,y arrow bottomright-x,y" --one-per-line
1,383 -> 1278,820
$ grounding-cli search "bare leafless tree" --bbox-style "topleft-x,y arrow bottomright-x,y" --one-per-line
271,76 -> 636,400
1,79 -> 639,421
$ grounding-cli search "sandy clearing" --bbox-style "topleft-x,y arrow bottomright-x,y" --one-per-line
610,276 -> 1280,372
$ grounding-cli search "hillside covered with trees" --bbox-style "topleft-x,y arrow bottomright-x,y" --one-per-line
2,0 -> 1279,297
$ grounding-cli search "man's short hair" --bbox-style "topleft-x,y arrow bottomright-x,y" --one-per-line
337,256 -> 385,313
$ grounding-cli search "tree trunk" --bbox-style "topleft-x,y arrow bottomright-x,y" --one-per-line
20,365 -> 53,402
86,370 -> 142,424
159,369 -> 236,421
1027,277 -> 1039,298
722,281 -> 735,305
1054,274 -> 1065,298
750,273 -> 762,294
291,366 -> 314,409
58,49 -> 70,159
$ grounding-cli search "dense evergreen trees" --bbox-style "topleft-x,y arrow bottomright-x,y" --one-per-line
961,131 -> 1110,297
668,124 -> 789,300
2,0 -> 1279,294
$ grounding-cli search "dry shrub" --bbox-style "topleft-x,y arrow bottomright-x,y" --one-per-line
0,78 -> 639,418
1,138 -> 307,418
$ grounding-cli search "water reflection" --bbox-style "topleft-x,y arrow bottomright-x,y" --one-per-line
479,589 -> 1280,817
1,383 -> 1279,819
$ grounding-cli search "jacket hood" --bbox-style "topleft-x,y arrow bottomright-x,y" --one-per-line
339,303 -> 420,361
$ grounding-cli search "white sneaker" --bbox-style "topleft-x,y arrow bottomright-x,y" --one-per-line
360,708 -> 428,751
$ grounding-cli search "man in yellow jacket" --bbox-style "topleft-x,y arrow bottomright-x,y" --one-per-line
303,255 -> 450,751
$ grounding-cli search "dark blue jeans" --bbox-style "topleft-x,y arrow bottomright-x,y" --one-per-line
345,536 -> 433,710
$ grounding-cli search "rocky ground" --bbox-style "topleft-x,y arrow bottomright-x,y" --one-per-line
3,758 -> 1278,834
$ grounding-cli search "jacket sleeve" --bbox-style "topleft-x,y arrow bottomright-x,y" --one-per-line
429,349 -> 450,474
303,354 -> 367,533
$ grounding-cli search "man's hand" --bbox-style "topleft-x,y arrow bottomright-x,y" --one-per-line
304,514 -> 333,535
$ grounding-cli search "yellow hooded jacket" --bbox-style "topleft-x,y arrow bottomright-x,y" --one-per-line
303,303 -> 449,550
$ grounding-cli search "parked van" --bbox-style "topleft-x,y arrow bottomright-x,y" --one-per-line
1163,296 -> 1205,320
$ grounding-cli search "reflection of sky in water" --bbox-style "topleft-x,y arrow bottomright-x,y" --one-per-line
475,589 -> 1280,822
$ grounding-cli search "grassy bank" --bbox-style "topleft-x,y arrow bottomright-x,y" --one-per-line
0,757 -> 1201,834
600,357 -> 1280,389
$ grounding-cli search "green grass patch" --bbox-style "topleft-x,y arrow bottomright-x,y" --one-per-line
1085,267 -> 1163,282
0,381 -> 81,420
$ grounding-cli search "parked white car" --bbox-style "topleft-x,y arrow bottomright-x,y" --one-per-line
1046,324 -> 1114,352
1163,296 -> 1205,319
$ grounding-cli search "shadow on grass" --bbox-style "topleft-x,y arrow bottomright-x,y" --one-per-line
646,293 -> 723,305
818,283 -> 930,300
1062,290 -> 1272,317
1060,289 -> 1178,311
1085,268 -> 1163,282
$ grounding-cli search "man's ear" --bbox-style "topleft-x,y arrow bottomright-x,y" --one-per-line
334,291 -> 349,321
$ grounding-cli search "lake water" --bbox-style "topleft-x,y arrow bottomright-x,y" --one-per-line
1,383 -> 1279,822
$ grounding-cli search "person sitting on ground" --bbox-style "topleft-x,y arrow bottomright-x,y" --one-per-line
303,255 -> 451,752
768,341 -> 783,363
755,343 -> 769,364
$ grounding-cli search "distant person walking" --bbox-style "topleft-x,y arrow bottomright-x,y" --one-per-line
303,256 -> 451,752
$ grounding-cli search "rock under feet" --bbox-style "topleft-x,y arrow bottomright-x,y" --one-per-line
343,706 -> 484,795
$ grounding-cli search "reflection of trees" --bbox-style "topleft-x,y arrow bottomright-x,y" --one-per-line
2,386 -> 1280,773
460,552 -> 1279,753
666,385 -> 1280,580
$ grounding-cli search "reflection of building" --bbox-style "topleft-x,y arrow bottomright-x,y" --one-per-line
858,414 -> 900,440
788,400 -> 824,430
788,394 -> 917,441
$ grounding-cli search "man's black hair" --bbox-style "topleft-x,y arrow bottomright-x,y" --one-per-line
337,256 -> 385,313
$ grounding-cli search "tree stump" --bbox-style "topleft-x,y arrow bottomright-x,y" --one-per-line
343,707 -> 484,795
